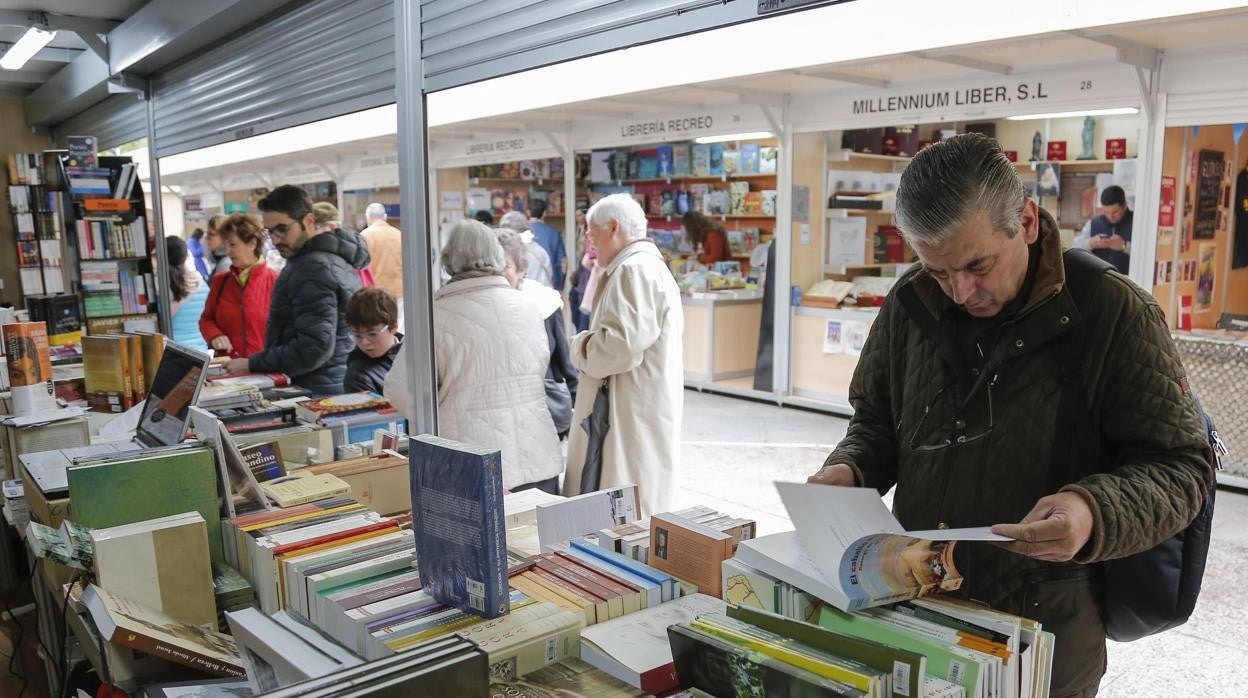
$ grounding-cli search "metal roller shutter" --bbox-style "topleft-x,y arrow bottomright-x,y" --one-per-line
420,0 -> 853,93
1164,91 -> 1248,127
151,0 -> 396,158
53,94 -> 149,151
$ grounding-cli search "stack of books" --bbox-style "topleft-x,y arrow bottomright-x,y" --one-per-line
82,333 -> 149,411
213,562 -> 258,632
227,607 -> 364,692
295,392 -> 406,446
596,505 -> 756,564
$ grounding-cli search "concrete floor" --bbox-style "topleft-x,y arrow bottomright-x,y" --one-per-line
675,389 -> 1248,697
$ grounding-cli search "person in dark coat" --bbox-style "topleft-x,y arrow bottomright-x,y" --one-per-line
343,287 -> 402,395
809,134 -> 1213,697
225,185 -> 369,395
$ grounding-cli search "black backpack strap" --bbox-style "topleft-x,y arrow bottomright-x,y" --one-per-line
1052,250 -> 1115,487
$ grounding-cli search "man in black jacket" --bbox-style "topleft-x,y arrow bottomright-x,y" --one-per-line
225,185 -> 370,394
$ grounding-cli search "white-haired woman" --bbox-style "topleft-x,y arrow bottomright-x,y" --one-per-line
499,209 -> 554,287
388,219 -> 562,493
563,194 -> 684,516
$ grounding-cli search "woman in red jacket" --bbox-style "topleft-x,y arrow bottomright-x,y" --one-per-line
199,213 -> 278,358
682,211 -> 730,266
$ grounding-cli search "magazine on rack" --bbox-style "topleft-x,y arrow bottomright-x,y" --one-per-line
736,483 -> 1009,613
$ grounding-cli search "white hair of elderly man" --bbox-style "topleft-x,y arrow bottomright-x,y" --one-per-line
365,202 -> 388,223
587,193 -> 647,241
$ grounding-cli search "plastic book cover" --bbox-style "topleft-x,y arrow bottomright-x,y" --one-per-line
410,435 -> 509,619
673,145 -> 691,177
709,144 -> 725,176
740,144 -> 761,174
657,146 -> 674,178
691,145 -> 710,177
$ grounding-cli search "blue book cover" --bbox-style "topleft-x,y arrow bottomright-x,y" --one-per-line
410,435 -> 509,619
638,157 -> 659,179
673,144 -> 691,177
709,144 -> 725,176
569,537 -> 676,601
657,145 -> 674,177
691,145 -> 710,177
741,144 -> 761,174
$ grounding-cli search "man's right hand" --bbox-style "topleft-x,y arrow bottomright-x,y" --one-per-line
807,463 -> 856,487
211,335 -> 233,353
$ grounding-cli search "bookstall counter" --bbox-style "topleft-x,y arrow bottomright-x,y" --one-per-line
681,294 -> 764,385
789,306 -> 880,412
1172,332 -> 1248,479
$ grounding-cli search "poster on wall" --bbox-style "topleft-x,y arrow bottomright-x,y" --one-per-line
822,320 -> 844,354
824,217 -> 868,267
844,322 -> 868,357
440,191 -> 464,211
1196,242 -> 1217,312
1111,159 -> 1138,208
1158,175 -> 1176,227
1193,150 -> 1225,239
1158,227 -> 1175,248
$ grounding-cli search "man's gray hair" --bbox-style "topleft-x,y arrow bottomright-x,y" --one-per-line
498,210 -> 529,233
365,202 -> 387,222
496,229 -> 529,273
441,220 -> 506,277
894,133 -> 1026,245
587,193 -> 647,240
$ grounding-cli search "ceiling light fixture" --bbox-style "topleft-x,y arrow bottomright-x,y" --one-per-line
1005,107 -> 1139,121
694,131 -> 774,144
0,26 -> 57,71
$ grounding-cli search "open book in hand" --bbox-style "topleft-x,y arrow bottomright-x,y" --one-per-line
747,483 -> 1009,613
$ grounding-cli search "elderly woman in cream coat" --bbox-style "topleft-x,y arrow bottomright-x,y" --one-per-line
564,194 -> 684,516
387,220 -> 563,493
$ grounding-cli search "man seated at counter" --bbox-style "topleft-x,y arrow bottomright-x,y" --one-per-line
1072,184 -> 1132,274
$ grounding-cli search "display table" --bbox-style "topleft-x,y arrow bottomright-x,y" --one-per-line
788,306 -> 879,411
1172,332 -> 1248,479
682,294 -> 764,384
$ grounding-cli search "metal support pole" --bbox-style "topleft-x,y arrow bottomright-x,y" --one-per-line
772,95 -> 794,396
395,0 -> 437,435
563,128 -> 577,296
146,80 -> 173,335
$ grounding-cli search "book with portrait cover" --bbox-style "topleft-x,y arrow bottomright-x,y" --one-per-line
3,321 -> 55,415
410,435 -> 509,619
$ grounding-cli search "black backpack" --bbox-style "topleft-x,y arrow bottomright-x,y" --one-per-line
1055,249 -> 1225,642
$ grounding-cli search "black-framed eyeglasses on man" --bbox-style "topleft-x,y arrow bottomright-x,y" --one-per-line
906,377 -> 996,452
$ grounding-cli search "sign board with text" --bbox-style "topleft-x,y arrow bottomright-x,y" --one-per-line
571,105 -> 772,150
430,133 -> 559,169
791,64 -> 1141,132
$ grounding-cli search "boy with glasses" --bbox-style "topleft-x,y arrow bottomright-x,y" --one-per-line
343,287 -> 402,395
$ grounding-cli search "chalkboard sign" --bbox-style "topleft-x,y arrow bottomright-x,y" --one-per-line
1193,149 -> 1224,239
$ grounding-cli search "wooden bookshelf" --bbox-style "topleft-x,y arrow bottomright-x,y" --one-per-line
598,172 -> 777,185
469,177 -> 564,186
829,149 -> 913,163
1013,159 -> 1119,170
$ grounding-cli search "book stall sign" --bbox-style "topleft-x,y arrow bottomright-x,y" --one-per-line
1193,150 -> 1225,239
431,133 -> 558,169
794,63 -> 1139,131
573,105 -> 772,150
1159,175 -> 1177,228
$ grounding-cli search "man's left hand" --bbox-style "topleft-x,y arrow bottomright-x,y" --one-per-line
990,492 -> 1094,562
1106,234 -> 1127,251
224,357 -> 251,375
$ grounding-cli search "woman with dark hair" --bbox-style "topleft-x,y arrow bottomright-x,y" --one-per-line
199,213 -> 277,358
165,235 -> 210,352
682,210 -> 730,265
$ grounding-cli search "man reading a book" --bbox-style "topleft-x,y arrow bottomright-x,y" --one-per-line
224,185 -> 370,395
809,133 -> 1213,697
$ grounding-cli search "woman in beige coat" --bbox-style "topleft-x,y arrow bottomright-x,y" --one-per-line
564,194 -> 684,516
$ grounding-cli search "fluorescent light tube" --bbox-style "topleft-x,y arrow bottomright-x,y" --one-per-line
0,26 -> 57,71
1005,107 -> 1139,121
694,131 -> 774,144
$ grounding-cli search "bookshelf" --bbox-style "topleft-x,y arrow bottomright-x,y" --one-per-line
5,152 -> 71,297
826,149 -> 914,269
63,154 -> 157,336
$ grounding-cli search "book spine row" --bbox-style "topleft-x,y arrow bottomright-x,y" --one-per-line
76,219 -> 145,260
6,153 -> 44,185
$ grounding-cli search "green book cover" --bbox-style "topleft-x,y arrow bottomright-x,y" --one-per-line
68,447 -> 223,562
818,605 -> 982,694
730,605 -> 925,698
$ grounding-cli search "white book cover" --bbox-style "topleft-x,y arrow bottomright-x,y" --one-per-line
579,593 -> 726,684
